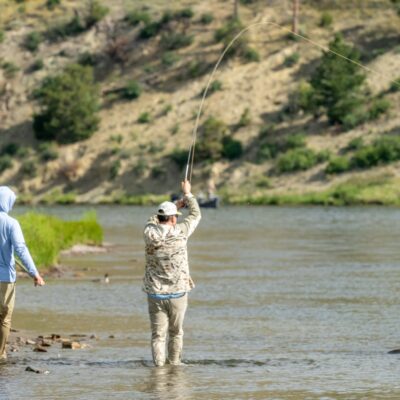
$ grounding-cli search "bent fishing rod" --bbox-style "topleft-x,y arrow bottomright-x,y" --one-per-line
184,20 -> 400,183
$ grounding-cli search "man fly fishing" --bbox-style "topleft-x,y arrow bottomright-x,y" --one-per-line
143,180 -> 201,366
0,186 -> 45,361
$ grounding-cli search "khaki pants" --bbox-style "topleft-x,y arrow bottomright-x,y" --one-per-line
148,294 -> 188,367
0,283 -> 15,360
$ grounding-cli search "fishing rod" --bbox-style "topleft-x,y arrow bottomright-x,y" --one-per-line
184,19 -> 400,183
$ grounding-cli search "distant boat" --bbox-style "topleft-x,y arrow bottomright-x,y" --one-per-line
170,193 -> 219,209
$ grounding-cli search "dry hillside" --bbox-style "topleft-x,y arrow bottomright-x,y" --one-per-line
0,0 -> 399,204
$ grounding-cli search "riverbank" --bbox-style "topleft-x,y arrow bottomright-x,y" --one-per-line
18,211 -> 103,268
15,176 -> 400,207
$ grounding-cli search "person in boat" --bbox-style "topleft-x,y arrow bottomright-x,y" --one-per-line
143,180 -> 201,366
0,186 -> 45,361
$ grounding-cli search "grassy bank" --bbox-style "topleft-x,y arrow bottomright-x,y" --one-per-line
19,211 -> 103,267
222,176 -> 400,206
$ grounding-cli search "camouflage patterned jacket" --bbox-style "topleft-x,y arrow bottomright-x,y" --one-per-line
143,195 -> 201,294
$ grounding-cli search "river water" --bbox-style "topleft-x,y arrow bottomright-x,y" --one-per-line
1,205 -> 400,399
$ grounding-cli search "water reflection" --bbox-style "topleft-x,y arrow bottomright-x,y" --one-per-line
144,365 -> 192,400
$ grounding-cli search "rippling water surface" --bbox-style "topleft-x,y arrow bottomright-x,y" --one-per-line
3,206 -> 400,399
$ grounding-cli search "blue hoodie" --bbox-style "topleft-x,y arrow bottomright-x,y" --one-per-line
0,187 -> 38,282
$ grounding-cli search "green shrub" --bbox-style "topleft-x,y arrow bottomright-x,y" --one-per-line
389,78 -> 400,92
2,143 -> 21,156
238,108 -> 251,127
78,52 -> 97,66
368,98 -> 391,120
110,159 -> 121,179
325,156 -> 351,174
20,160 -> 37,178
161,104 -> 172,115
19,211 -> 103,267
0,31 -> 5,43
286,133 -> 306,149
31,59 -> 44,71
175,8 -> 194,20
258,124 -> 275,139
310,35 -> 366,126
132,158 -> 147,177
196,116 -> 228,161
283,52 -> 299,67
170,148 -> 188,168
200,13 -> 213,24
123,80 -> 141,99
319,12 -> 333,27
170,123 -> 180,135
161,51 -> 180,67
48,16 -> 86,40
38,143 -> 58,161
222,136 -> 243,160
256,144 -> 274,163
293,81 -> 316,113
187,60 -> 209,78
126,10 -> 151,26
345,137 -> 364,152
151,165 -> 164,178
160,32 -> 193,50
0,156 -> 13,173
86,0 -> 109,28
1,61 -> 19,78
243,46 -> 260,62
207,80 -> 223,95
24,31 -> 42,52
137,112 -> 151,123
33,64 -> 100,144
255,176 -> 271,188
276,148 -> 326,173
139,21 -> 162,39
148,142 -> 164,154
350,136 -> 400,169
46,0 -> 61,10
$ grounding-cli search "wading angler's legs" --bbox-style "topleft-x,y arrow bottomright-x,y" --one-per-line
0,283 -> 16,360
148,298 -> 168,367
167,295 -> 188,365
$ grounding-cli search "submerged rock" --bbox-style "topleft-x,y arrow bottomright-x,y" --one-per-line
33,345 -> 48,352
26,366 -> 50,374
388,349 -> 400,354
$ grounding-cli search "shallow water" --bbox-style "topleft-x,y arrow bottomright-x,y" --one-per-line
3,205 -> 400,399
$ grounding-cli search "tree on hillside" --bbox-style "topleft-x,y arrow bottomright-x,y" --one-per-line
309,34 -> 366,126
33,64 -> 100,144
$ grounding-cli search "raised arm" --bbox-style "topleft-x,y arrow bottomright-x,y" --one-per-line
177,180 -> 201,237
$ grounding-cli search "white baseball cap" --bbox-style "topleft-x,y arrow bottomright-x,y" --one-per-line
157,201 -> 182,216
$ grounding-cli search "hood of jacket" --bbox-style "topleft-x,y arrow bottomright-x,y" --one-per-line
0,186 -> 16,214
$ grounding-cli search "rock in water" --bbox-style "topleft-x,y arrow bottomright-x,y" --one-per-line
26,366 -> 50,374
62,341 -> 82,349
388,349 -> 400,354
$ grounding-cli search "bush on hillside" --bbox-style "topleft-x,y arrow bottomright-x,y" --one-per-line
0,31 -> 4,43
196,116 -> 228,161
325,156 -> 351,174
222,136 -> 243,160
0,156 -> 13,174
126,10 -> 151,26
24,31 -> 42,52
344,137 -> 364,152
170,148 -> 188,169
200,13 -> 213,25
33,64 -> 100,144
368,98 -> 391,120
350,136 -> 400,169
38,143 -> 58,161
319,12 -> 333,28
309,35 -> 366,126
86,1 -> 109,28
238,108 -> 251,127
283,52 -> 300,67
276,148 -> 329,173
160,32 -> 193,50
123,80 -> 141,99
1,61 -> 19,78
46,0 -> 61,10
161,52 -> 180,67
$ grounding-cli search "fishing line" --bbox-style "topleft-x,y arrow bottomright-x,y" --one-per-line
184,19 -> 400,182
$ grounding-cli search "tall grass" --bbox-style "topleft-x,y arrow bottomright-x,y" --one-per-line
19,211 -> 103,267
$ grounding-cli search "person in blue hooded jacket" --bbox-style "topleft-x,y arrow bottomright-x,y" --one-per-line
0,186 -> 45,361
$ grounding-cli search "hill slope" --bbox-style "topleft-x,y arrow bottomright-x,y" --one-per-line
0,0 -> 399,204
